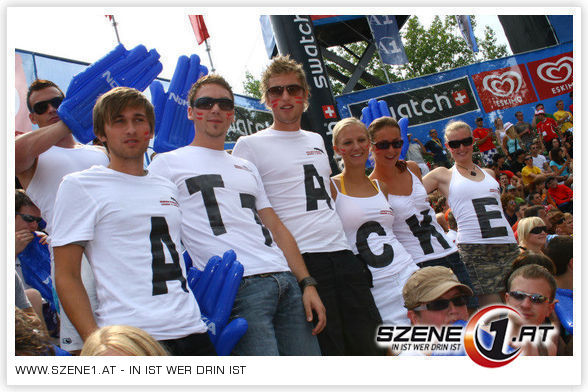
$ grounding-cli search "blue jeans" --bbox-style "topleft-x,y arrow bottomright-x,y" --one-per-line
230,271 -> 321,356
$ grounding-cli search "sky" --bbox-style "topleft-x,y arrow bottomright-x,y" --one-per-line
8,7 -> 510,96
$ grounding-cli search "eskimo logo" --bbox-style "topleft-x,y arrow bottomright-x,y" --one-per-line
482,71 -> 522,97
537,56 -> 573,84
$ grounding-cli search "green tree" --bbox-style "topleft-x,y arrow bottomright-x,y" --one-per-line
243,70 -> 262,99
243,15 -> 509,97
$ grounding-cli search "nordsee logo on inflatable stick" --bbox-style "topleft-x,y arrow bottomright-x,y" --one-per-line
151,54 -> 208,153
57,43 -> 163,144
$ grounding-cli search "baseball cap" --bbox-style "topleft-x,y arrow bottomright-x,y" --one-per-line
403,266 -> 473,310
535,109 -> 545,115
503,122 -> 514,131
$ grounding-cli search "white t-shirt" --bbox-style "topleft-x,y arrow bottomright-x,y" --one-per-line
26,145 -> 109,237
447,167 -> 517,245
386,169 -> 457,263
232,128 -> 350,253
532,154 -> 548,172
148,146 -> 290,277
51,165 -> 206,340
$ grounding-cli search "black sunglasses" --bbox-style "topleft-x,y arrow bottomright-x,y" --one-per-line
447,136 -> 474,149
32,97 -> 64,115
372,139 -> 404,150
266,84 -> 304,98
16,213 -> 43,224
529,225 -> 547,234
413,295 -> 468,311
508,290 -> 550,304
191,97 -> 234,111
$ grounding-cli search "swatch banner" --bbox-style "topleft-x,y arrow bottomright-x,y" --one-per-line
367,15 -> 409,65
347,76 -> 479,125
471,64 -> 538,112
336,41 -> 573,142
526,52 -> 573,100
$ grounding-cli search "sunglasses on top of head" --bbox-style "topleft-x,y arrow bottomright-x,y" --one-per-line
447,136 -> 474,149
508,290 -> 550,304
16,213 -> 43,224
266,84 -> 304,98
372,139 -> 404,150
191,97 -> 234,111
412,295 -> 469,311
32,97 -> 64,115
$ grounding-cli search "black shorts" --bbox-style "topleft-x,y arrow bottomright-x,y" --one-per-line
303,250 -> 386,356
159,332 -> 216,356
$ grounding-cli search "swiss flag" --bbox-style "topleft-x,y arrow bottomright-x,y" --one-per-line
322,105 -> 337,119
189,15 -> 210,45
452,90 -> 470,106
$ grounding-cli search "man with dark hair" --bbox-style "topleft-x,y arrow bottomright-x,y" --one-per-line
473,117 -> 498,166
544,235 -> 572,289
535,109 -> 559,152
424,129 -> 450,168
232,56 -> 385,355
52,87 -> 212,356
514,111 -> 534,150
15,79 -> 109,353
149,74 -> 325,356
546,176 -> 573,213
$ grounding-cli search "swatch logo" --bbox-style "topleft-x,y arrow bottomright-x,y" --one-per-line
482,71 -> 522,97
537,56 -> 573,84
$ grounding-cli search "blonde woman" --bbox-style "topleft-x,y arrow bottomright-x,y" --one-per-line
501,122 -> 525,159
367,117 -> 476,309
330,117 -> 418,325
423,120 -> 519,307
494,117 -> 506,146
517,217 -> 548,255
81,325 -> 169,356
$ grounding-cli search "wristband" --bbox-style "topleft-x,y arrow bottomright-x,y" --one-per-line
299,276 -> 318,291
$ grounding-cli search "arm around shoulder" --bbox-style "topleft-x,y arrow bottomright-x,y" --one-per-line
15,121 -> 72,175
406,160 -> 422,181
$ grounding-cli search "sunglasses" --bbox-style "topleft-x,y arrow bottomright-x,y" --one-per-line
508,290 -> 550,304
32,97 -> 64,115
413,295 -> 468,311
266,84 -> 304,98
529,225 -> 547,234
16,213 -> 43,224
192,97 -> 234,111
447,136 -> 474,149
372,139 -> 404,150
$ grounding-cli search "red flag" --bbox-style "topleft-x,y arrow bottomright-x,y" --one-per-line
188,15 -> 210,45
105,15 -> 113,21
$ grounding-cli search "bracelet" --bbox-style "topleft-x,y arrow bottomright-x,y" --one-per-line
299,276 -> 318,291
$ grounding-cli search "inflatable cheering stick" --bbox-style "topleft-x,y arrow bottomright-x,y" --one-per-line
58,43 -> 163,144
187,250 -> 248,356
360,98 -> 409,160
554,289 -> 573,334
151,54 -> 208,153
18,233 -> 56,312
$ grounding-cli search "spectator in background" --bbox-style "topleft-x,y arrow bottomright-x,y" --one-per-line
501,193 -> 519,227
406,133 -> 432,175
546,210 -> 570,236
531,103 -> 555,128
544,236 -> 572,291
521,155 -> 542,189
546,176 -> 573,213
494,117 -> 506,146
473,117 -> 499,166
514,111 -> 535,150
517,217 -> 547,254
501,122 -> 525,160
445,211 -> 458,244
553,100 -> 573,133
15,308 -> 69,356
424,129 -> 450,168
508,150 -> 526,178
530,142 -> 550,173
549,147 -> 572,187
535,109 -> 559,152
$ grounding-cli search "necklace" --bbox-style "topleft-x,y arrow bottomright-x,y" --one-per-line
456,163 -> 477,176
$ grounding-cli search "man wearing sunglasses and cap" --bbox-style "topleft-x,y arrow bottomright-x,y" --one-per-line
15,80 -> 109,354
149,74 -> 325,356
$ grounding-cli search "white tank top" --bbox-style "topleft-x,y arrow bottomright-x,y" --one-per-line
386,169 -> 457,263
333,178 -> 415,276
26,145 -> 109,236
447,166 -> 517,244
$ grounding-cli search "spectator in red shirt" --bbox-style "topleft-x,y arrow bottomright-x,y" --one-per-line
535,109 -> 559,152
473,117 -> 498,166
546,176 -> 573,213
